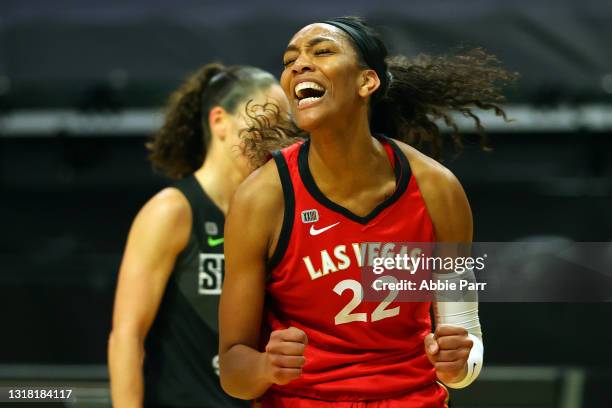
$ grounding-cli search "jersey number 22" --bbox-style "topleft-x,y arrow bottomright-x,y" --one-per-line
333,277 -> 400,325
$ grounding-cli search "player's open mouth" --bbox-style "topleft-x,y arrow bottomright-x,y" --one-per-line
294,81 -> 326,108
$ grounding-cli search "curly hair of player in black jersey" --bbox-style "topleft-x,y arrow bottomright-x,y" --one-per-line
244,16 -> 518,162
147,63 -> 297,178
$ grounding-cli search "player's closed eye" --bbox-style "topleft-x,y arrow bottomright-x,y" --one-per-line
283,48 -> 333,66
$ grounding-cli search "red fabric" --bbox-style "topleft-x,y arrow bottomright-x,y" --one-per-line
264,139 -> 443,405
260,383 -> 448,407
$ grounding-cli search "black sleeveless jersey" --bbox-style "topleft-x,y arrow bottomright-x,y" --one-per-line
143,175 -> 247,408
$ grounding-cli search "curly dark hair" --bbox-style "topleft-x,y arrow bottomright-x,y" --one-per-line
242,16 -> 518,163
147,63 -> 277,179
239,101 -> 307,169
375,49 -> 518,159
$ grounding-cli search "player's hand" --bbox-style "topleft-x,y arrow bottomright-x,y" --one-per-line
263,327 -> 308,385
424,325 -> 473,385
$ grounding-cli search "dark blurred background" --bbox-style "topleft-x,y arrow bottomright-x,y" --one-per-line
0,0 -> 611,406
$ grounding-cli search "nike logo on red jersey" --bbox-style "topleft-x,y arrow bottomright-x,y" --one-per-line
309,222 -> 340,236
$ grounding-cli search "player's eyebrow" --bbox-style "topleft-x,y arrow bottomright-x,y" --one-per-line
284,36 -> 336,55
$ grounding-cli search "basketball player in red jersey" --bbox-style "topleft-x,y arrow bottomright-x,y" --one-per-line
219,17 -> 516,407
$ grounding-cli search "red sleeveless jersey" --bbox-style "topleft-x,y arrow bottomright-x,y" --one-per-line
263,136 -> 447,405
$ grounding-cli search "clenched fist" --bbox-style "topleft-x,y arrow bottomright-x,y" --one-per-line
424,325 -> 473,385
263,327 -> 308,385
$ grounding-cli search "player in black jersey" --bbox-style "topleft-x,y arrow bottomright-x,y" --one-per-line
108,63 -> 289,408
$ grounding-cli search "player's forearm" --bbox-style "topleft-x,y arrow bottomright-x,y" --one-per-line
108,332 -> 145,408
220,344 -> 272,400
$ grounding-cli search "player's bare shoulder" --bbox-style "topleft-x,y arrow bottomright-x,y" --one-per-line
144,187 -> 191,225
391,139 -> 460,192
227,158 -> 285,252
130,187 -> 192,251
230,159 -> 283,217
391,138 -> 472,241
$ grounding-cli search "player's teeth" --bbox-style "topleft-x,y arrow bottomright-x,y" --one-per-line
298,96 -> 321,107
294,81 -> 325,97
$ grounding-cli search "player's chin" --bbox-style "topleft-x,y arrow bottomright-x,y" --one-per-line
294,109 -> 328,132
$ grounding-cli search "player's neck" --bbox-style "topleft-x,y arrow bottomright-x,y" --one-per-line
194,154 -> 244,215
308,115 -> 389,192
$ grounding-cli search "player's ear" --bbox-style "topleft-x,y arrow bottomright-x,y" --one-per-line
208,106 -> 228,141
358,69 -> 380,98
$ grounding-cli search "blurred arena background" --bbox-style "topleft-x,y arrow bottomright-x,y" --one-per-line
0,0 -> 611,406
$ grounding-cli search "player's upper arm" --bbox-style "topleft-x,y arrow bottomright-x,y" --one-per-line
111,188 -> 192,339
219,161 -> 284,352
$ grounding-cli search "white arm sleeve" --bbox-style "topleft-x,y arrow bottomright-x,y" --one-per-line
433,300 -> 484,389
